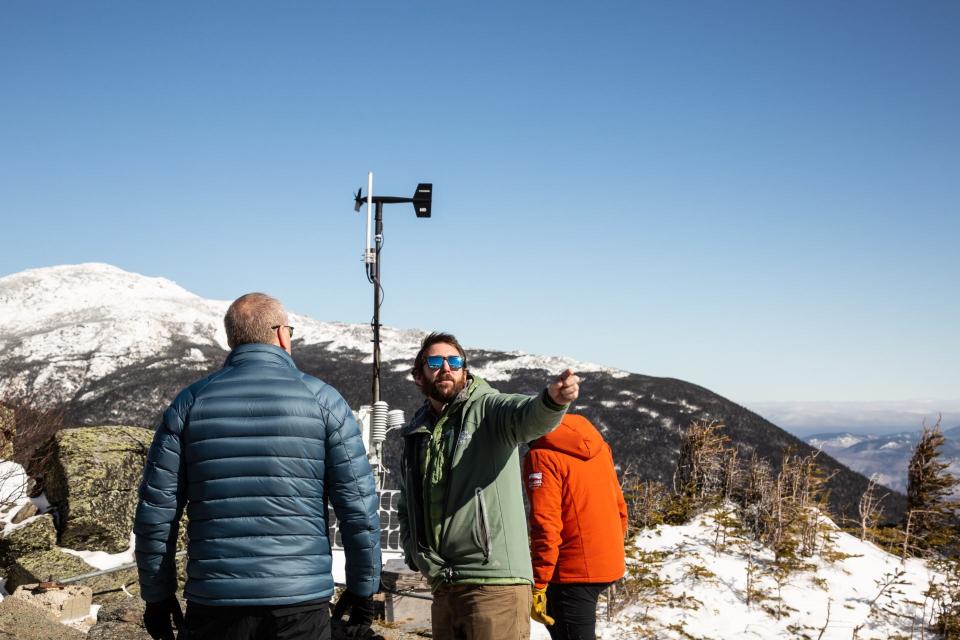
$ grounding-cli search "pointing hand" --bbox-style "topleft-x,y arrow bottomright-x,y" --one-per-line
547,368 -> 580,406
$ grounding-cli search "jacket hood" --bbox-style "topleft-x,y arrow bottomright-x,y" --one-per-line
529,414 -> 605,460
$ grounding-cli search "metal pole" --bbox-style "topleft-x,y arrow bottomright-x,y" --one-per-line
372,201 -> 383,404
59,550 -> 188,584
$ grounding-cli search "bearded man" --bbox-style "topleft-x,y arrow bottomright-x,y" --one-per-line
397,332 -> 579,640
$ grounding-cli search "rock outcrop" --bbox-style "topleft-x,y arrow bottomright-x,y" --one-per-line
0,514 -> 57,569
11,583 -> 93,624
35,426 -> 153,552
10,501 -> 38,524
4,548 -> 95,592
0,595 -> 86,640
87,599 -> 153,640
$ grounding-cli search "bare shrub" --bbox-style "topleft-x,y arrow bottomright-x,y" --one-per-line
0,394 -> 70,471
858,475 -> 888,543
673,420 -> 731,503
621,462 -> 669,534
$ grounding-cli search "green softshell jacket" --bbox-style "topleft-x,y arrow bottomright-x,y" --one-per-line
398,376 -> 566,590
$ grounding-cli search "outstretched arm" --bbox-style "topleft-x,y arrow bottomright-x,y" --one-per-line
484,369 -> 581,445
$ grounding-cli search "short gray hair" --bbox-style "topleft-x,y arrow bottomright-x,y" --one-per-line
224,292 -> 286,349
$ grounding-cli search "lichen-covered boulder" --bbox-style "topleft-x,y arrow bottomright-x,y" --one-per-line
37,426 -> 153,552
0,404 -> 14,460
0,513 -> 57,569
4,548 -> 95,592
6,547 -> 150,606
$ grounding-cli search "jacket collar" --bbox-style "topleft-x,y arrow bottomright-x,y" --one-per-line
223,343 -> 298,369
401,375 -> 485,436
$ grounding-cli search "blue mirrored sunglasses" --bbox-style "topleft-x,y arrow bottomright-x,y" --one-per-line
426,355 -> 465,370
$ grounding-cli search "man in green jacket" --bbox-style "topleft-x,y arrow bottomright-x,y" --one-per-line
398,332 -> 580,640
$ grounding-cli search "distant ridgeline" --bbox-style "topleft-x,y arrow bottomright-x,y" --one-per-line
0,264 -> 907,529
15,339 -> 905,524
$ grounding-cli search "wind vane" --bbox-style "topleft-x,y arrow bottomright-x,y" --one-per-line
353,173 -> 433,405
350,173 -> 432,489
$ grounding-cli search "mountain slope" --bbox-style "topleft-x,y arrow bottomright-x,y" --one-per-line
806,427 -> 960,494
0,264 -> 906,521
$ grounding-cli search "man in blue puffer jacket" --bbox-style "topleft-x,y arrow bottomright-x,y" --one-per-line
134,292 -> 381,640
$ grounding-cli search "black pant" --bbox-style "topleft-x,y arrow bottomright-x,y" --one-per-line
545,583 -> 611,640
184,601 -> 331,640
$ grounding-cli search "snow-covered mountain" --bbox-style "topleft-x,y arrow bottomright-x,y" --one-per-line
806,427 -> 960,494
0,263 -> 905,521
0,263 -> 616,416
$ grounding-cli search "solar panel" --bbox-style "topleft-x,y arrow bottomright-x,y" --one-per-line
328,489 -> 403,551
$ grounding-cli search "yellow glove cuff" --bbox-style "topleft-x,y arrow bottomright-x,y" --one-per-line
530,586 -> 554,626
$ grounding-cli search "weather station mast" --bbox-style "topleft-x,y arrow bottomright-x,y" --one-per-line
352,172 -> 432,490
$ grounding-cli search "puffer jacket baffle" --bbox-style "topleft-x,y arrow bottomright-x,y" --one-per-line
134,343 -> 381,606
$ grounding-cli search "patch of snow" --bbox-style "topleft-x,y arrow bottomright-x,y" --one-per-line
655,397 -> 702,413
635,406 -> 660,419
61,532 -> 136,571
0,461 -> 30,534
603,508 -> 943,639
471,352 -> 626,382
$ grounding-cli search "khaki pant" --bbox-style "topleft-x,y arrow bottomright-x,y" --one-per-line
431,584 -> 531,640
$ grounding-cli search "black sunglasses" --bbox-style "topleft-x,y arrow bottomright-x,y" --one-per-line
271,325 -> 295,338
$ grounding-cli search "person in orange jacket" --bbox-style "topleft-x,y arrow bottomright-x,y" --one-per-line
524,413 -> 628,640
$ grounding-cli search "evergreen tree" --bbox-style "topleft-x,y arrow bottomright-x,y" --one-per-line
905,418 -> 959,553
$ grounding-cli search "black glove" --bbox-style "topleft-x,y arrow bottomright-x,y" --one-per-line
143,596 -> 184,640
331,589 -> 376,638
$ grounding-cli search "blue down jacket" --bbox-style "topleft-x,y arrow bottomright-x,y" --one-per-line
134,343 -> 381,605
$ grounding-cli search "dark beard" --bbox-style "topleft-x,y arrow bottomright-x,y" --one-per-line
426,373 -> 467,405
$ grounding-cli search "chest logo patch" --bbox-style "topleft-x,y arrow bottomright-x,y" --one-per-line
527,472 -> 543,489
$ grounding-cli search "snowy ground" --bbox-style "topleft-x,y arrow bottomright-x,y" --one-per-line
5,455 -> 950,639
62,532 -> 136,571
599,508 -> 946,639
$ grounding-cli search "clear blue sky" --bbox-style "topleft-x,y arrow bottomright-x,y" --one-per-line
1,1 -> 957,408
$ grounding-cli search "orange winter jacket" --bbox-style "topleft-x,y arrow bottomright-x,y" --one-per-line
524,414 -> 628,588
